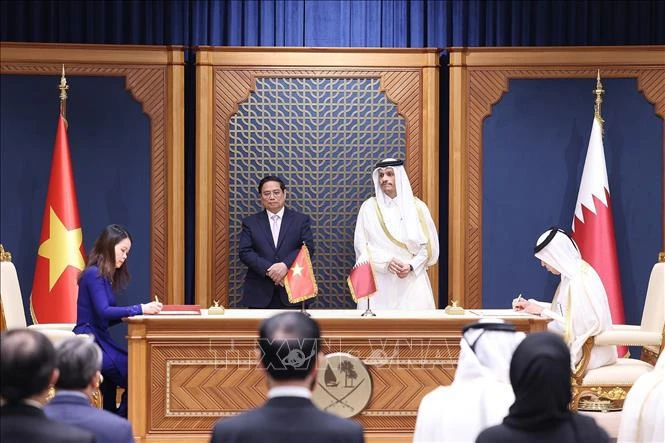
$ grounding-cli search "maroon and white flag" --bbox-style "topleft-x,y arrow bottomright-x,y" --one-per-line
572,116 -> 625,335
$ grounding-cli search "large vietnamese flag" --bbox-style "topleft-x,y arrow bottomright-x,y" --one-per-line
572,115 -> 625,333
30,114 -> 85,324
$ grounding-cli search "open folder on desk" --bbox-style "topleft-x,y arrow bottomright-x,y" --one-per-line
468,309 -> 532,317
157,305 -> 202,315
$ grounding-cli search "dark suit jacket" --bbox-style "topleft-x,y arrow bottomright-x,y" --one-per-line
45,392 -> 134,443
0,402 -> 95,443
238,207 -> 314,307
210,396 -> 364,443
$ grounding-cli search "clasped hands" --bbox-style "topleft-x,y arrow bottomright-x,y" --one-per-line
388,258 -> 411,279
267,262 -> 288,286
512,295 -> 544,315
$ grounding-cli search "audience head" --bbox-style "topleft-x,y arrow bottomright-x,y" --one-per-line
85,224 -> 132,291
257,312 -> 321,384
54,335 -> 102,391
0,328 -> 58,403
534,227 -> 580,278
504,332 -> 572,430
456,319 -> 525,384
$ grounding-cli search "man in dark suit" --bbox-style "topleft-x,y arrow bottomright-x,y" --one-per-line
45,335 -> 134,443
210,312 -> 364,443
0,329 -> 95,443
239,175 -> 314,308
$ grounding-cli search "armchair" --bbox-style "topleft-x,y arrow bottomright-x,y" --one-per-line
0,244 -> 102,408
0,244 -> 75,337
571,253 -> 665,411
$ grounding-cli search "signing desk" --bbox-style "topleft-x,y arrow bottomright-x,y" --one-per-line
126,309 -> 547,442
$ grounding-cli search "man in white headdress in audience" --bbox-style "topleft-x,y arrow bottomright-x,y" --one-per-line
413,319 -> 525,442
513,227 -> 617,370
354,158 -> 439,310
617,352 -> 664,443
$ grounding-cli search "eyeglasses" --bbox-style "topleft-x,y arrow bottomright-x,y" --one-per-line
262,190 -> 283,198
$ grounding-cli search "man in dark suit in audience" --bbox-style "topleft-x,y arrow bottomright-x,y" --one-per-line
45,335 -> 135,443
239,175 -> 314,308
210,312 -> 364,443
0,328 -> 95,443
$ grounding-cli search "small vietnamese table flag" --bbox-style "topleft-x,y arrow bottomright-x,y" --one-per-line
284,244 -> 318,304
347,261 -> 377,302
30,68 -> 85,324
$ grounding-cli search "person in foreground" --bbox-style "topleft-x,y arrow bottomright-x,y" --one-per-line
210,312 -> 364,443
0,329 -> 95,443
354,158 -> 438,310
45,335 -> 135,443
414,319 -> 525,442
476,332 -> 609,443
617,351 -> 664,443
74,224 -> 162,417
239,175 -> 314,308
513,227 -> 616,371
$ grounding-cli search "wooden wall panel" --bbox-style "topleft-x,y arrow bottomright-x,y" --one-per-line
1,43 -> 185,304
195,48 -> 440,308
448,46 -> 665,308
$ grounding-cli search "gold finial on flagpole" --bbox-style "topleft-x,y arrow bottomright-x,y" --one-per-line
593,70 -> 605,125
58,64 -> 69,124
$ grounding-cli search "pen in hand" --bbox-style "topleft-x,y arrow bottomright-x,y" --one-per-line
514,293 -> 525,311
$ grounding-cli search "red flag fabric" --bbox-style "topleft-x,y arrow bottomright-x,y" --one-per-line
572,116 -> 626,353
284,244 -> 317,303
347,261 -> 377,302
30,115 -> 85,323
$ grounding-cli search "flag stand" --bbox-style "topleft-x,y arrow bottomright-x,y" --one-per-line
300,301 -> 311,317
361,297 -> 376,317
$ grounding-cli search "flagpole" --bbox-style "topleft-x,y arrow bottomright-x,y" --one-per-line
59,65 -> 69,124
361,296 -> 375,317
360,241 -> 376,317
593,70 -> 604,127
300,300 -> 310,317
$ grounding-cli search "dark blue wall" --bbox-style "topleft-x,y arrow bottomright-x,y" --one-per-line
0,75 -> 151,344
483,78 -> 663,327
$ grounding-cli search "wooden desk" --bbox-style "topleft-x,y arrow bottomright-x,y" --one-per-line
126,309 -> 548,442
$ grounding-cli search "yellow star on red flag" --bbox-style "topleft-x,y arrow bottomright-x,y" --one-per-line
291,262 -> 303,277
37,207 -> 85,290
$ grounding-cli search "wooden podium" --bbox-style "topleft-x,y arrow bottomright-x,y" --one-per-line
126,310 -> 548,442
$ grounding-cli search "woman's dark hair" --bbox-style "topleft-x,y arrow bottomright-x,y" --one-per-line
81,224 -> 132,291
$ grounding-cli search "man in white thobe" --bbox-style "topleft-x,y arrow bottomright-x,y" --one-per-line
354,158 -> 439,310
514,227 -> 617,371
413,319 -> 525,442
618,352 -> 664,443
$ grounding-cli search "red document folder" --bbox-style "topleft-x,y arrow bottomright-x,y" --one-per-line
157,305 -> 202,315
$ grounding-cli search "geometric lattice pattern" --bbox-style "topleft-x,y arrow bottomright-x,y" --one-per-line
228,77 -> 405,308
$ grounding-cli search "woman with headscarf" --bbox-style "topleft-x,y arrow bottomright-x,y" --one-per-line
513,227 -> 616,370
476,332 -> 610,443
414,319 -> 525,442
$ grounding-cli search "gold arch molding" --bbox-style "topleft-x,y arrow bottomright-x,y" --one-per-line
195,47 -> 441,308
448,45 -> 665,309
0,43 -> 185,304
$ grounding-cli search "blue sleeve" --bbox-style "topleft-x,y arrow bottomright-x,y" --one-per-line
84,271 -> 142,321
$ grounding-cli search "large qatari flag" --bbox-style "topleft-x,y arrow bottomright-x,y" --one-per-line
572,116 -> 626,335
